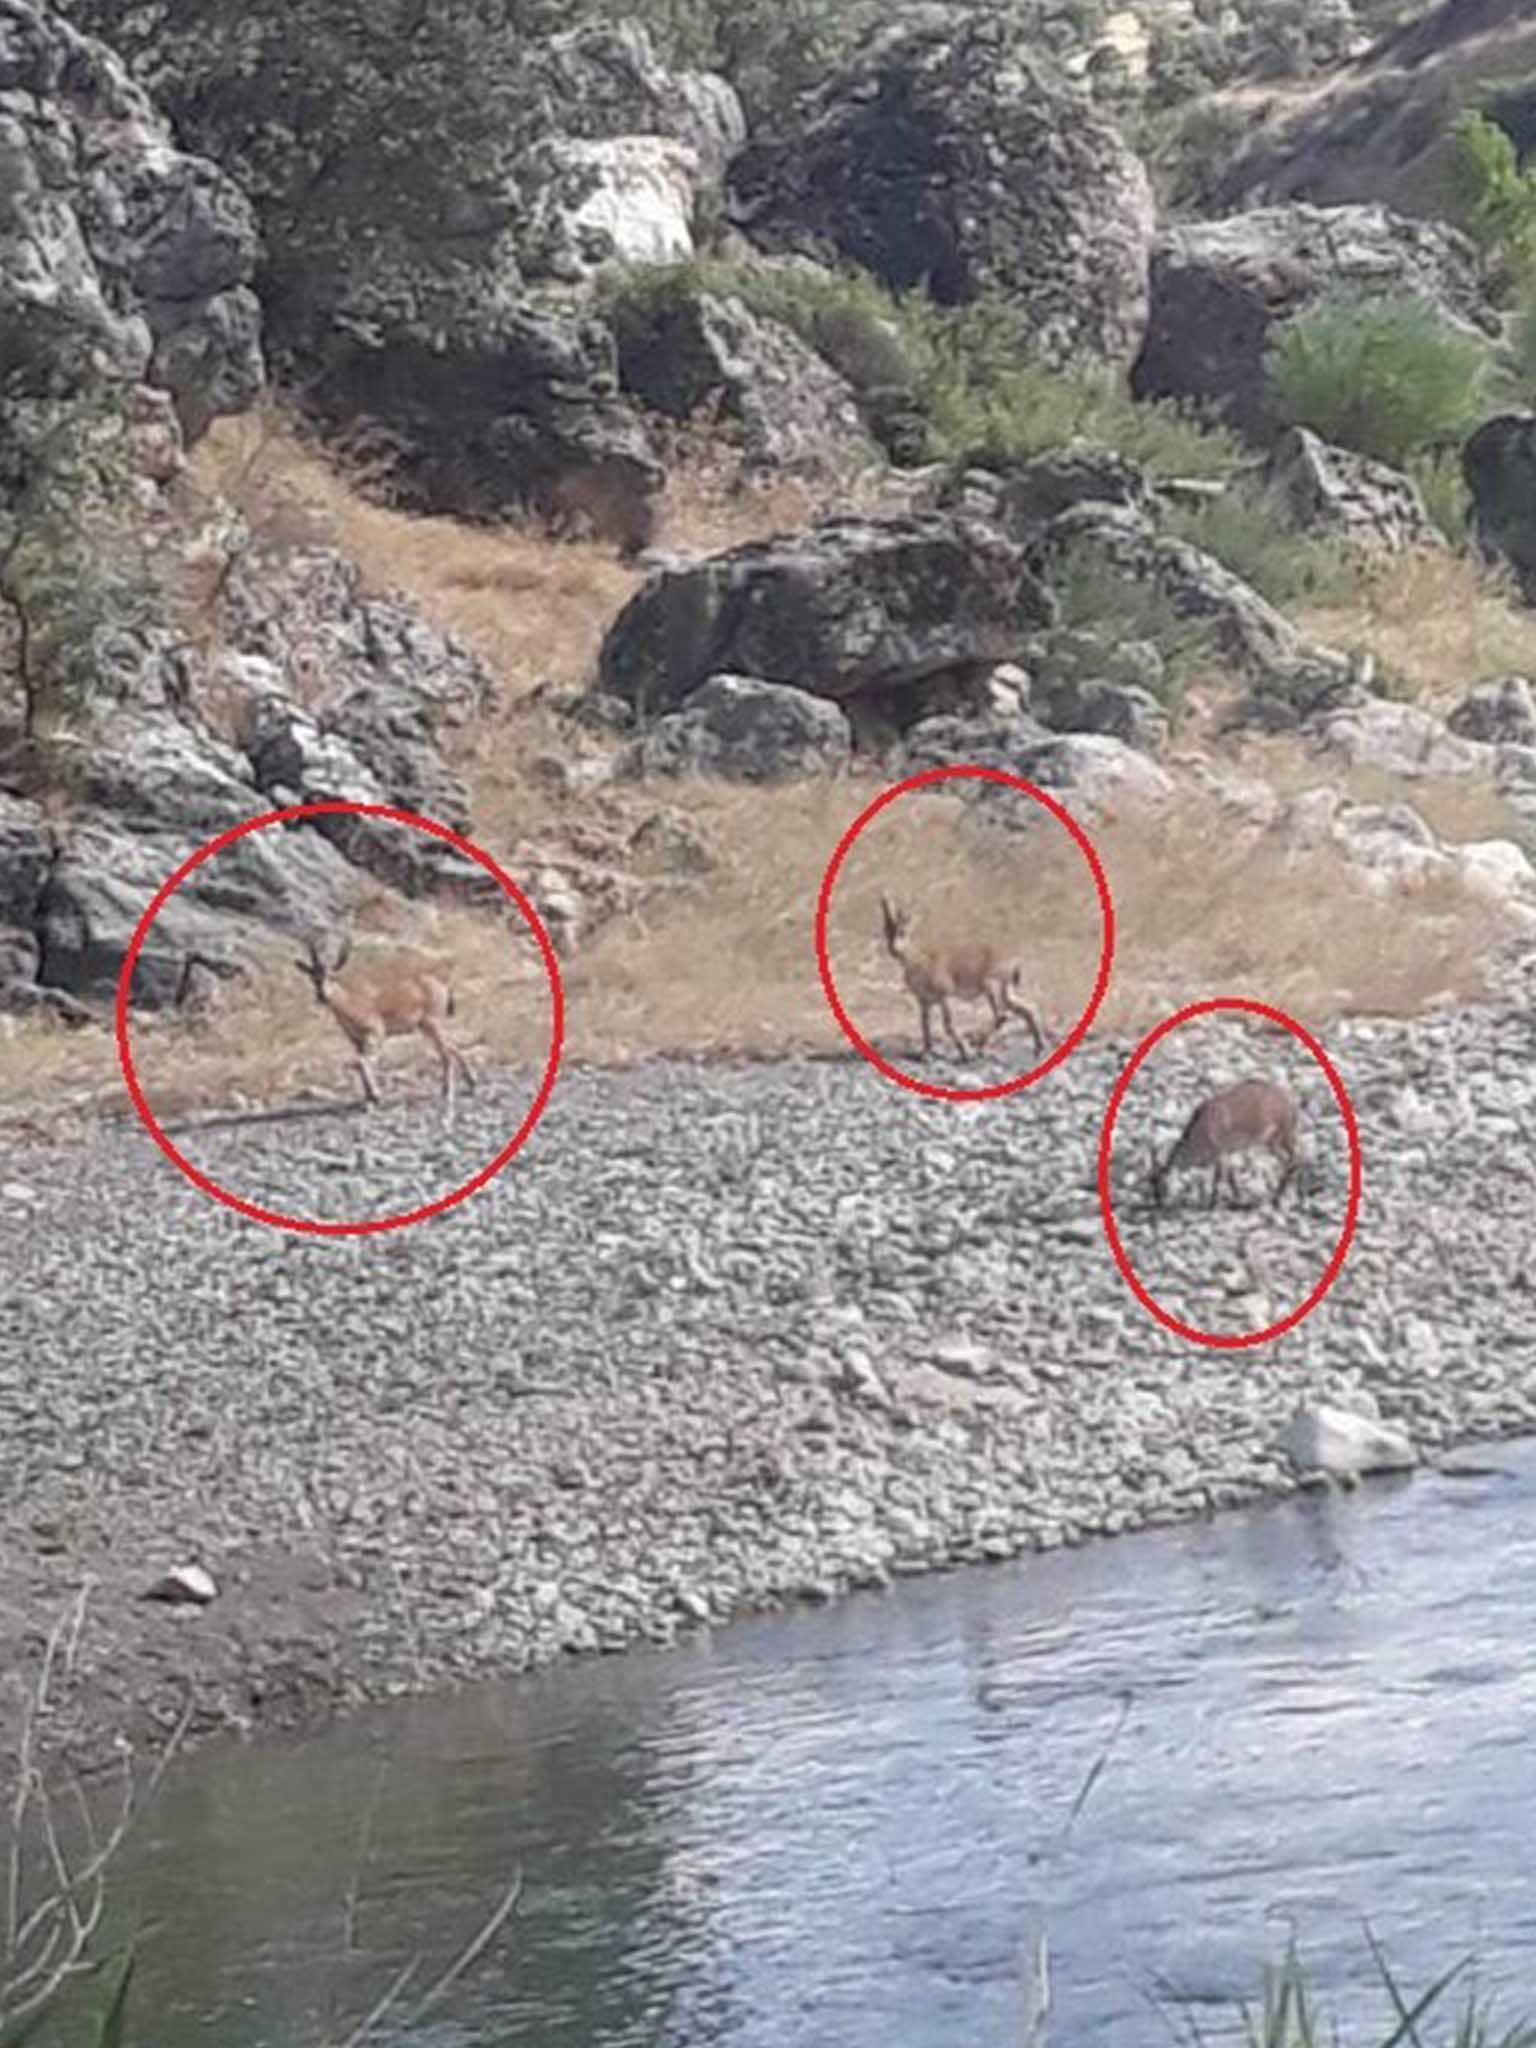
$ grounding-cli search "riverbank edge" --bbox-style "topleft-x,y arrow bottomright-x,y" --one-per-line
8,1410 -> 1531,1793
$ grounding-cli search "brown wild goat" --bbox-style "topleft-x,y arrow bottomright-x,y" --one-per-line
294,934 -> 476,1111
879,895 -> 1046,1060
544,464 -> 658,562
1149,1077 -> 1300,1211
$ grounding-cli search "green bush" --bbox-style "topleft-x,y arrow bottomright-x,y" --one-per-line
1404,446 -> 1473,549
1450,108 -> 1536,288
0,383 -> 163,770
1161,482 -> 1364,608
1049,540 -> 1216,716
898,294 -> 1243,474
600,259 -> 1247,478
1264,292 -> 1494,468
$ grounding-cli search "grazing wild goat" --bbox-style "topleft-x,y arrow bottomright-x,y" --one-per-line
544,465 -> 657,562
1149,1077 -> 1300,1211
879,894 -> 1046,1060
295,934 -> 476,1111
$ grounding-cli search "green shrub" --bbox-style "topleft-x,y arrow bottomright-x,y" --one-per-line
1450,108 -> 1536,287
596,256 -> 912,396
599,259 -> 1246,478
1404,446 -> 1473,548
899,294 -> 1244,475
0,383 -> 163,776
1049,540 -> 1217,716
1265,292 -> 1494,468
1161,481 -> 1364,608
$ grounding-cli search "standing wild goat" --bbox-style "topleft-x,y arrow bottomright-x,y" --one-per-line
294,934 -> 476,1111
879,895 -> 1046,1060
1149,1077 -> 1300,1211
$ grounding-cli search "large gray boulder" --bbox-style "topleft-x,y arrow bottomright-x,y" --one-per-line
915,440 -> 1153,542
725,7 -> 1155,372
618,675 -> 854,782
597,514 -> 1055,719
1030,501 -> 1361,723
516,18 -> 745,186
1259,426 -> 1444,552
613,287 -> 878,480
60,3 -> 736,513
0,0 -> 262,444
226,548 -> 496,899
306,303 -> 662,525
513,135 -> 703,287
1463,413 -> 1536,603
37,814 -> 352,1010
1,528 -> 503,1010
1132,203 -> 1499,440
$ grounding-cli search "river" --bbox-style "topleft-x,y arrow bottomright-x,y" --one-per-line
75,1439 -> 1536,2046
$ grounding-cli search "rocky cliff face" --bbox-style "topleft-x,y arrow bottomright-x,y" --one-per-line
55,3 -> 746,520
0,0 -> 533,1017
0,0 -> 262,444
727,8 -> 1157,371
1206,0 -> 1536,217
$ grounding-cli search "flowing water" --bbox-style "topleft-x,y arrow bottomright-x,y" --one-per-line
78,1442 -> 1536,2046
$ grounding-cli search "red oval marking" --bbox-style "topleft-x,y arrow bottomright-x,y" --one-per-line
813,763 -> 1115,1102
1097,997 -> 1362,1348
115,800 -> 564,1237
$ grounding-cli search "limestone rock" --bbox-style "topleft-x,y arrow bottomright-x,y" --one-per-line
726,7 -> 1155,371
1133,204 -> 1498,440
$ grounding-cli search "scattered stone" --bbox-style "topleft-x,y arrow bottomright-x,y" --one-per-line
617,675 -> 853,783
1447,676 -> 1536,749
142,1564 -> 219,1607
1280,1404 -> 1416,1482
1259,427 -> 1445,552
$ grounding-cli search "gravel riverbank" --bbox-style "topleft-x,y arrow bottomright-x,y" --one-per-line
6,986 -> 1536,1778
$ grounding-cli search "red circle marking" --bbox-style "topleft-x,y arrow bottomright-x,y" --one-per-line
814,764 -> 1115,1102
1097,997 -> 1362,1349
115,801 -> 564,1237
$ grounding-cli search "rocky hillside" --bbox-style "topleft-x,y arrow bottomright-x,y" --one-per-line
3,0 -> 1536,1107
1207,0 -> 1536,217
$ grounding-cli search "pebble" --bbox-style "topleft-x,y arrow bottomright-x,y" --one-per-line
4,988 -> 1536,1753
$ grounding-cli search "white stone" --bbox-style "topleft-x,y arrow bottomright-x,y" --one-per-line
1280,1402 -> 1415,1479
142,1563 -> 218,1606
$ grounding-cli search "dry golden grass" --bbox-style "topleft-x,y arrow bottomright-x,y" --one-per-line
1214,728 -> 1524,846
189,398 -> 905,708
0,891 -> 552,1142
189,399 -> 640,702
1,395 -> 1515,1148
549,774 -> 1518,1073
0,764 -> 1516,1139
1296,551 -> 1536,705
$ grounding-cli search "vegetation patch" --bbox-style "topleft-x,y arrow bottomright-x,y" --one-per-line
599,258 -> 1245,476
1265,291 -> 1495,468
1162,482 -> 1365,611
